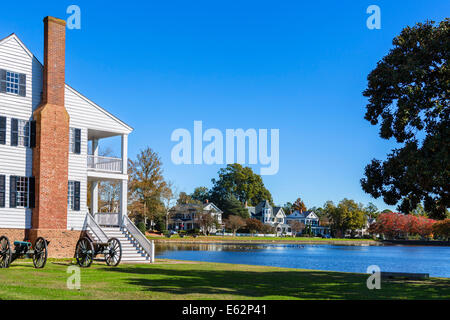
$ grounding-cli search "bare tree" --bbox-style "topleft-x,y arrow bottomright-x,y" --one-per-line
161,181 -> 178,230
290,221 -> 305,237
225,215 -> 246,236
195,212 -> 219,235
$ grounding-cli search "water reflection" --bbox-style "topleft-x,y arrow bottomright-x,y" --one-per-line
155,243 -> 450,278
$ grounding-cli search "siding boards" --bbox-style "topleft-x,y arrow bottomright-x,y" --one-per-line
0,36 -> 37,229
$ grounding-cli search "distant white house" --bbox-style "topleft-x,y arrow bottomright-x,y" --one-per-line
168,201 -> 223,234
285,210 -> 330,236
246,200 -> 292,236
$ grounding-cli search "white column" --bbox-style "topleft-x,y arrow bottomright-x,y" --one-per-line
120,179 -> 128,221
121,134 -> 128,174
92,138 -> 99,156
91,180 -> 98,214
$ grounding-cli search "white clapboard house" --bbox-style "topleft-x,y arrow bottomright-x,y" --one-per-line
0,16 -> 153,262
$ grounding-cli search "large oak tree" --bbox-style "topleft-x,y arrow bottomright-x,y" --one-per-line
361,19 -> 449,219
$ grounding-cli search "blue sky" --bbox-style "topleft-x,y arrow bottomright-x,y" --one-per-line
1,1 -> 448,210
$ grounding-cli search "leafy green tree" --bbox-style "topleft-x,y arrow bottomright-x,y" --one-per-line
361,19 -> 449,220
364,202 -> 379,219
177,192 -> 200,205
282,202 -> 293,215
209,164 -> 273,207
128,147 -> 166,224
220,195 -> 250,219
191,186 -> 210,203
324,199 -> 367,237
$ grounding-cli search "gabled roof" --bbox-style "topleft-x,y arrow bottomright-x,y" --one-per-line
203,202 -> 223,214
287,210 -> 319,220
273,207 -> 285,217
170,201 -> 223,214
255,200 -> 272,213
0,33 -> 133,133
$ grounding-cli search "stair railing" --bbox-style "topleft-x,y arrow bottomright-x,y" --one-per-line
122,215 -> 155,262
84,212 -> 109,244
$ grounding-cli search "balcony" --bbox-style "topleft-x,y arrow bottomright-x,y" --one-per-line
87,155 -> 123,173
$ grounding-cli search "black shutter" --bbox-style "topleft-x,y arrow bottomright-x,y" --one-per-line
74,128 -> 81,154
0,116 -> 6,145
0,69 -> 6,93
0,175 -> 5,208
74,181 -> 80,211
9,176 -> 17,208
11,118 -> 18,146
29,177 -> 35,208
30,120 -> 36,148
19,73 -> 26,97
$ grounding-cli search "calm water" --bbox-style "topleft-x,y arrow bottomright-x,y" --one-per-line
155,243 -> 450,278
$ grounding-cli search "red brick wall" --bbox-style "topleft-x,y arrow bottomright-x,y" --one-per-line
0,228 -> 27,242
42,16 -> 66,106
0,228 -> 86,258
32,16 -> 70,230
28,229 -> 85,258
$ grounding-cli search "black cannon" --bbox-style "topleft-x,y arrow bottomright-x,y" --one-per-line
74,236 -> 122,268
0,236 -> 49,268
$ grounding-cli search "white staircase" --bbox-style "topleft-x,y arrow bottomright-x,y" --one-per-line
102,227 -> 152,263
84,213 -> 154,264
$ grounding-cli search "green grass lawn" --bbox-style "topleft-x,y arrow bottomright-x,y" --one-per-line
147,235 -> 377,244
0,259 -> 448,300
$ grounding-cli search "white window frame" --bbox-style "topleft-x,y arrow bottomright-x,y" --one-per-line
6,71 -> 19,95
16,176 -> 29,208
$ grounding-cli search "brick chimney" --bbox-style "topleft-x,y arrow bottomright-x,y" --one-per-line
31,17 -> 70,234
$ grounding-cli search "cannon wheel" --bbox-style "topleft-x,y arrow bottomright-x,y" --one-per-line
75,237 -> 94,268
0,236 -> 11,268
105,237 -> 122,267
33,237 -> 48,269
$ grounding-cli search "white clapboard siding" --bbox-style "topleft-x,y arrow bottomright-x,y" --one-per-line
67,128 -> 88,230
0,35 -> 39,229
0,33 -> 131,230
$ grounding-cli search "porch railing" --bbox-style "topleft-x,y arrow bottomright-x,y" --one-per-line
87,155 -> 123,173
122,215 -> 155,262
84,212 -> 109,243
94,213 -> 120,227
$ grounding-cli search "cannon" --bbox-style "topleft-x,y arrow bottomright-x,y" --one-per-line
0,236 -> 49,268
74,236 -> 122,268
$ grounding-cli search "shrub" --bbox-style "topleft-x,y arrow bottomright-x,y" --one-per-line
137,222 -> 147,235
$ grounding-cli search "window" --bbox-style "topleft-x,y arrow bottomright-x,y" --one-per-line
0,69 -> 25,96
68,181 -> 80,211
10,176 -> 34,208
16,176 -> 29,208
11,119 -> 30,147
6,71 -> 19,94
69,128 -> 81,154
